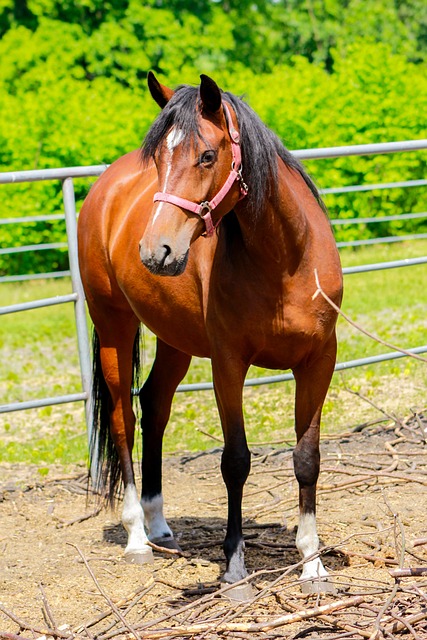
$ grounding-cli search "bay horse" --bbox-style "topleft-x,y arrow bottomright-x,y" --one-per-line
78,72 -> 343,594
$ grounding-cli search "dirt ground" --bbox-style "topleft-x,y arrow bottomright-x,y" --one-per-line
1,412 -> 427,639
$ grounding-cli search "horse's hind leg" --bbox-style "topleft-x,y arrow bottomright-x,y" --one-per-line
139,339 -> 191,548
293,336 -> 337,592
92,310 -> 153,563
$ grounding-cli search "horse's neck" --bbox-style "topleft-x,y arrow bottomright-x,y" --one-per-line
233,163 -> 312,272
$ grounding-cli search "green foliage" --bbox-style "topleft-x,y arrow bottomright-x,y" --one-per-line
0,1 -> 426,275
241,43 -> 427,242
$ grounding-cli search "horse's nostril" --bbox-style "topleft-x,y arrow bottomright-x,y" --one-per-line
162,244 -> 172,259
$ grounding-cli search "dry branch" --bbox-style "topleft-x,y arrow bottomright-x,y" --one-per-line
54,504 -> 103,528
0,603 -> 72,639
385,610 -> 427,636
128,596 -> 365,638
68,544 -> 141,640
73,580 -> 156,634
413,538 -> 427,548
321,465 -> 427,487
370,500 -> 406,639
39,582 -> 59,632
389,567 -> 427,578
413,412 -> 427,444
195,428 -> 223,442
343,550 -> 398,566
147,540 -> 188,557
281,597 -> 373,639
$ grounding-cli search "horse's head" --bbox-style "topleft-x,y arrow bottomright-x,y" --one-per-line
139,73 -> 247,276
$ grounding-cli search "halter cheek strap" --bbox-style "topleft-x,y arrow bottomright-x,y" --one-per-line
152,103 -> 248,238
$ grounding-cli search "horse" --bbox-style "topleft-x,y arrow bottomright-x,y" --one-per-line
78,72 -> 343,596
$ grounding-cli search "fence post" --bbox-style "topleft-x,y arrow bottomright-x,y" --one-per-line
62,177 -> 93,447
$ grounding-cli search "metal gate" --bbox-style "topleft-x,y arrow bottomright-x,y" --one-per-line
1,140 -> 426,438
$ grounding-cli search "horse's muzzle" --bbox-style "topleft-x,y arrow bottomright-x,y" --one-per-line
139,241 -> 189,277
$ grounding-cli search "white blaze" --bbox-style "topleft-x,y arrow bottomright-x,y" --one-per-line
152,127 -> 185,225
166,127 -> 185,154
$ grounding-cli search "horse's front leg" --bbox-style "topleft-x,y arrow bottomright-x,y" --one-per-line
211,354 -> 252,594
293,337 -> 337,592
139,339 -> 191,548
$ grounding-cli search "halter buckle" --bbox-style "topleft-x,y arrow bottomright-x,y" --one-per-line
199,201 -> 212,216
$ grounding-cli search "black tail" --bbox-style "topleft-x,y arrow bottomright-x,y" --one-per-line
89,328 -> 141,503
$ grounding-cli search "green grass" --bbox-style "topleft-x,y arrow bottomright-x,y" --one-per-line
0,239 -> 426,470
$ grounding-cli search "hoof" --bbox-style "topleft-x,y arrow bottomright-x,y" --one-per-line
221,582 -> 254,602
300,577 -> 337,595
124,548 -> 154,565
151,537 -> 182,552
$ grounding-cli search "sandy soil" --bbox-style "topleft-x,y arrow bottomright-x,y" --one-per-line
1,413 -> 426,639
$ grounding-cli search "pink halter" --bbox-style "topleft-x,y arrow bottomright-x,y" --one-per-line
152,103 -> 248,237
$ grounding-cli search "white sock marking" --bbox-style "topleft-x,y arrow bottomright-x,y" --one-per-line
122,484 -> 149,553
141,494 -> 174,542
296,512 -> 329,581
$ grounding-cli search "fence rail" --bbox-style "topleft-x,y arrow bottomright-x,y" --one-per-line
2,207 -> 427,265
0,139 -> 426,430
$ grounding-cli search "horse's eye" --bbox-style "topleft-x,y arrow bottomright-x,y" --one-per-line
200,150 -> 217,166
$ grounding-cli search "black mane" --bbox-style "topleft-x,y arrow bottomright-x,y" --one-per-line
141,84 -> 325,217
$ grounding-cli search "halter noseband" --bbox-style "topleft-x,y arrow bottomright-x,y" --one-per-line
152,103 -> 248,238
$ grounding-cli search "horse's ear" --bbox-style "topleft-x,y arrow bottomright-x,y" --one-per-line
199,74 -> 222,114
147,71 -> 174,108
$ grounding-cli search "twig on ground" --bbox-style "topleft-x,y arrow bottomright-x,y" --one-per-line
133,596 -> 365,638
351,418 -> 390,433
321,465 -> 427,487
413,412 -> 427,444
280,596 -> 372,639
389,568 -> 427,578
54,504 -> 103,528
342,550 -> 398,567
147,540 -> 188,557
73,580 -> 156,634
413,538 -> 427,547
39,582 -> 59,632
0,604 -> 70,639
67,543 -> 141,640
370,496 -> 406,640
385,610 -> 427,637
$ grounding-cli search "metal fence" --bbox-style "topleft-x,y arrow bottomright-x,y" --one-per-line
0,139 -> 426,428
